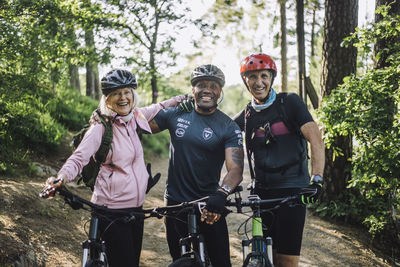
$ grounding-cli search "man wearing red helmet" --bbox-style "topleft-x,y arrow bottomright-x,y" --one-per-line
233,53 -> 325,267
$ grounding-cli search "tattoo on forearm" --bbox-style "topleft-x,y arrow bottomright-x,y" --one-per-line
231,148 -> 244,168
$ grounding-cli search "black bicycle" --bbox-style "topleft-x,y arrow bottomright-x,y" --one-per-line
40,183 -> 147,267
225,186 -> 313,267
142,197 -> 212,267
40,183 -> 213,267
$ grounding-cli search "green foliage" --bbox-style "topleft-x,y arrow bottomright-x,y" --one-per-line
47,88 -> 98,131
317,8 -> 400,236
141,131 -> 171,159
0,0 -> 117,175
219,84 -> 251,117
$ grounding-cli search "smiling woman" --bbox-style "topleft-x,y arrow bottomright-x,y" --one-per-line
106,88 -> 136,116
42,68 -> 186,267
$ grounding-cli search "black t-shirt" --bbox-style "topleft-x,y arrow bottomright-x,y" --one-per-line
233,93 -> 313,189
154,107 -> 243,202
233,93 -> 313,131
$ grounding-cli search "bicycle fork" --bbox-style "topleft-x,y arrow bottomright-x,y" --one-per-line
242,216 -> 274,266
179,212 -> 207,265
82,216 -> 107,267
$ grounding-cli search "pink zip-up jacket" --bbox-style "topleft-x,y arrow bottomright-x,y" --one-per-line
58,95 -> 185,209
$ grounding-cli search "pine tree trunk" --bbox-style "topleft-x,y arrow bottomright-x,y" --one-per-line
279,0 -> 288,93
375,0 -> 400,69
69,65 -> 80,92
296,0 -> 306,103
85,27 -> 99,99
321,0 -> 358,200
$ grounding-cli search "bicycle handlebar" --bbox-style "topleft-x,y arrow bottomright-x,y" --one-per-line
39,183 -> 211,221
40,185 -> 147,220
40,182 -> 315,221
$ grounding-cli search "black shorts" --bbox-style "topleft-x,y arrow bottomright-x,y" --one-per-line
254,187 -> 306,256
98,207 -> 144,267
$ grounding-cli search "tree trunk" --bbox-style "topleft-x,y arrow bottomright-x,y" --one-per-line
93,64 -> 100,100
279,0 -> 288,93
86,61 -> 94,97
149,13 -> 160,104
69,65 -> 80,92
375,0 -> 400,234
375,0 -> 400,68
66,27 -> 81,92
296,0 -> 306,103
321,0 -> 358,200
149,43 -> 158,103
310,5 -> 317,58
85,27 -> 99,99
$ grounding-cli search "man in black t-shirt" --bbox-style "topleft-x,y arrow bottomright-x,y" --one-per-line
149,64 -> 244,267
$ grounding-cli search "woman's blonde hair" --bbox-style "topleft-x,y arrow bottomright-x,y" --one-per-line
98,88 -> 139,117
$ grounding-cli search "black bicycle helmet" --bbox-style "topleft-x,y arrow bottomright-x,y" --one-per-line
190,64 -> 225,88
101,69 -> 137,95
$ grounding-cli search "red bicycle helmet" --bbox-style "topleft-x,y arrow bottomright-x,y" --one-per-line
240,53 -> 277,78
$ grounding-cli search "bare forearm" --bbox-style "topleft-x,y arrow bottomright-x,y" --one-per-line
221,167 -> 243,189
310,140 -> 325,176
221,147 -> 244,189
301,121 -> 325,176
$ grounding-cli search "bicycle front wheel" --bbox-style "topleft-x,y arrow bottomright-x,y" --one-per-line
168,256 -> 203,267
246,259 -> 264,267
84,259 -> 108,267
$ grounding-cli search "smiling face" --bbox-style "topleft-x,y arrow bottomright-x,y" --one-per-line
243,69 -> 273,103
192,80 -> 222,114
106,87 -> 134,116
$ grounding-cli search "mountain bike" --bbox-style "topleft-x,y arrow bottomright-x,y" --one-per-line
40,182 -> 212,267
142,197 -> 212,267
225,186 -> 312,267
39,183 -> 147,267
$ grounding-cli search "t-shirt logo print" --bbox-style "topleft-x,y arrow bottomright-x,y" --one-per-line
176,128 -> 185,137
202,128 -> 213,140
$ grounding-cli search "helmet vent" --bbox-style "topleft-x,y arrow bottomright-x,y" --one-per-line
260,60 -> 264,64
249,61 -> 253,64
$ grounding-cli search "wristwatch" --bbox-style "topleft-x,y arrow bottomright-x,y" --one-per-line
219,185 -> 232,195
311,174 -> 324,185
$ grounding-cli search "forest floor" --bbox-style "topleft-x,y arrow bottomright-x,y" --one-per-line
0,135 -> 397,267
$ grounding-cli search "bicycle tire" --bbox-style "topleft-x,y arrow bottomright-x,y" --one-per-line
168,256 -> 203,267
84,259 -> 108,267
244,258 -> 274,267
245,259 -> 264,267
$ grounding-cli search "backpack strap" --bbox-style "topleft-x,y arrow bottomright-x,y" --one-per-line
276,93 -> 309,174
94,116 -> 113,164
244,103 -> 256,182
276,93 -> 302,136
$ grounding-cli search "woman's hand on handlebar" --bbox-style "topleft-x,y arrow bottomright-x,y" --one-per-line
39,176 -> 65,199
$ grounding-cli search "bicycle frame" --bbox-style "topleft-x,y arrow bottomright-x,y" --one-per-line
143,198 -> 210,267
239,194 -> 274,267
179,205 -> 208,265
225,186 -> 305,267
81,215 -> 107,267
40,185 -> 145,267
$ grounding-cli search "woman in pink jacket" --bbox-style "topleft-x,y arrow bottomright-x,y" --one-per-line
44,69 -> 185,267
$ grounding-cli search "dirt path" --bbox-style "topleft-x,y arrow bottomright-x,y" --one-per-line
0,153 -> 394,266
